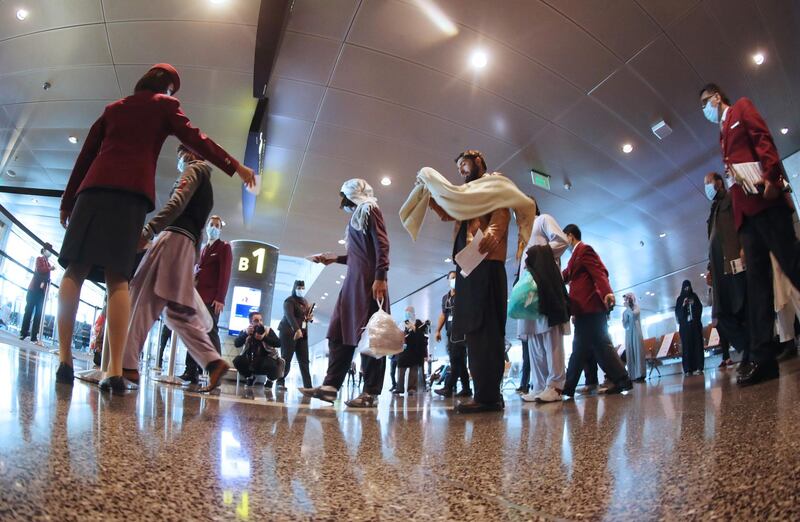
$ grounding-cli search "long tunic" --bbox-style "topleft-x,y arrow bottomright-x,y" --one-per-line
622,307 -> 646,380
327,208 -> 390,346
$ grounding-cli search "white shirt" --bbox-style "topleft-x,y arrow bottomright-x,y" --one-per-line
518,214 -> 570,336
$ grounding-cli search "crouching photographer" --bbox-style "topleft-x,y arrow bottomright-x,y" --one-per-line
232,311 -> 284,388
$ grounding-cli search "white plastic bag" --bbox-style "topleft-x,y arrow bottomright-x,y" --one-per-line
358,300 -> 405,358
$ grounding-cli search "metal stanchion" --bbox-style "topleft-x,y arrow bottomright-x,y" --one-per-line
76,320 -> 108,383
142,319 -> 157,373
34,281 -> 49,347
153,329 -> 185,385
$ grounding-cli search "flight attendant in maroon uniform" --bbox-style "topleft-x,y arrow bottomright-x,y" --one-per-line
699,83 -> 799,386
56,63 -> 255,393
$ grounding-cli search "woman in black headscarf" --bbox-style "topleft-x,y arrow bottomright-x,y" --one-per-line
277,280 -> 313,389
675,280 -> 705,376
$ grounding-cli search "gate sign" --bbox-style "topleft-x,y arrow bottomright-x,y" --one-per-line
224,240 -> 278,336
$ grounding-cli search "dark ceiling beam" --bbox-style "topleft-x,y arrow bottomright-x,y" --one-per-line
252,0 -> 293,98
0,186 -> 64,198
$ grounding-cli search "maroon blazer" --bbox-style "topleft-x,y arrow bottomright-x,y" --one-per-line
720,97 -> 788,230
196,240 -> 233,306
562,242 -> 613,317
61,91 -> 240,213
28,256 -> 52,291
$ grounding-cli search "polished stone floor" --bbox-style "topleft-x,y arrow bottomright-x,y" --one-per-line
1,341 -> 799,521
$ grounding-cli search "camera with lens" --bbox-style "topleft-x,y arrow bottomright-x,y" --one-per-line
253,324 -> 266,336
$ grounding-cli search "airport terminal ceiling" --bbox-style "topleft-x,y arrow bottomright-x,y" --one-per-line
1,0 -> 800,327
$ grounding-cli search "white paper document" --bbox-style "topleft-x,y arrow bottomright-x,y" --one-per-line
729,161 -> 762,195
454,229 -> 488,278
656,332 -> 674,359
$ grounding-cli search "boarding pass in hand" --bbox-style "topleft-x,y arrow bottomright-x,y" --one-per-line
728,162 -> 763,195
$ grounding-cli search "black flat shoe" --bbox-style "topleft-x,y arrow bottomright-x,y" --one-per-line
434,388 -> 453,397
601,379 -> 633,395
55,363 -> 74,384
737,360 -> 779,387
454,389 -> 473,397
455,400 -> 504,414
99,376 -> 129,395
737,361 -> 754,377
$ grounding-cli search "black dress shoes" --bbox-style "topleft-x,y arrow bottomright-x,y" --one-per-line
55,363 -> 74,384
434,387 -> 453,397
455,400 -> 504,414
454,389 -> 473,397
737,361 -> 754,377
736,360 -> 779,387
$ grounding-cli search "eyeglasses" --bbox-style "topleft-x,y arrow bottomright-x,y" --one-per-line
700,93 -> 717,109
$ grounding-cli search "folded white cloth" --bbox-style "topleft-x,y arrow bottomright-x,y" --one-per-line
399,167 -> 536,259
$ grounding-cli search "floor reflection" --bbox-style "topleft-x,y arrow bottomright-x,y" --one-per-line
1,342 -> 800,520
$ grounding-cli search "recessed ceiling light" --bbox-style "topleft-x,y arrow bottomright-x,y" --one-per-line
339,275 -> 345,280
68,136 -> 78,144
16,8 -> 29,21
6,169 -> 16,178
622,143 -> 633,154
209,0 -> 226,4
444,258 -> 452,263
321,296 -> 326,300
335,280 -> 341,285
780,128 -> 789,135
337,239 -> 346,245
470,49 -> 488,69
753,52 -> 765,65
659,232 -> 667,238
324,292 -> 329,296
380,176 -> 391,186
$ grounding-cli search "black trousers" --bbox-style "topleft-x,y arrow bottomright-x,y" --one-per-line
518,337 -> 530,389
20,288 -> 45,341
719,333 -> 731,360
323,341 -> 386,395
183,303 -> 221,377
563,312 -> 629,395
389,357 -> 398,387
157,323 -> 171,367
278,328 -> 312,388
443,340 -> 470,392
584,351 -> 599,386
233,353 -> 282,380
714,271 -> 750,362
739,205 -> 800,363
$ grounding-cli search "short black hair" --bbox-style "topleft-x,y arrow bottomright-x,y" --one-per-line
699,83 -> 731,106
447,270 -> 457,277
710,172 -> 723,183
134,68 -> 173,94
563,224 -> 581,240
248,310 -> 262,322
454,149 -> 487,172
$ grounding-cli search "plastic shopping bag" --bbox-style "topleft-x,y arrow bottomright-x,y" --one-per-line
358,300 -> 405,358
507,271 -> 540,320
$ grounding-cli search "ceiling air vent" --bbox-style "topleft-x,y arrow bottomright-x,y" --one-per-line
651,120 -> 672,140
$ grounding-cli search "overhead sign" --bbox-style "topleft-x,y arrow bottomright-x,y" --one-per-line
531,170 -> 551,191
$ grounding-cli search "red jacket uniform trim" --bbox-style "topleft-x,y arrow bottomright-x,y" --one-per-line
720,97 -> 788,229
196,240 -> 233,305
562,242 -> 612,317
61,91 -> 240,213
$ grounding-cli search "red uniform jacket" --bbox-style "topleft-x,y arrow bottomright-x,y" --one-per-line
562,242 -> 612,317
196,239 -> 233,306
61,91 -> 240,213
720,97 -> 788,230
29,256 -> 52,291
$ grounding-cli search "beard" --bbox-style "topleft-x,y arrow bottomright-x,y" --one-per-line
462,164 -> 481,183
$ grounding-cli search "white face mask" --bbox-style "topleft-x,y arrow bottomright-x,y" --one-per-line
704,183 -> 718,201
724,175 -> 734,189
206,226 -> 221,241
343,206 -> 354,214
295,289 -> 306,298
449,278 -> 456,290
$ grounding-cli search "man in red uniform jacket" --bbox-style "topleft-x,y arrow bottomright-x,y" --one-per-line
560,225 -> 631,397
699,83 -> 799,386
20,243 -> 55,343
179,214 -> 232,383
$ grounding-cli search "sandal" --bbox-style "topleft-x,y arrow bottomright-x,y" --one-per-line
345,393 -> 377,408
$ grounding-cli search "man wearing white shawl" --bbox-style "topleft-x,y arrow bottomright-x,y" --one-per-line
405,150 -> 533,413
300,179 -> 391,408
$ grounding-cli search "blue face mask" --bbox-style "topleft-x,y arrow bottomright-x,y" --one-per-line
404,312 -> 414,322
704,183 -> 718,201
206,226 -> 221,241
703,101 -> 719,124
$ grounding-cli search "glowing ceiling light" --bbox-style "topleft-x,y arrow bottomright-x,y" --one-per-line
752,52 -> 765,65
324,292 -> 329,296
780,128 -> 789,135
335,281 -> 341,285
444,258 -> 452,263
413,0 -> 458,36
659,232 -> 667,238
16,9 -> 29,21
470,49 -> 488,69
339,275 -> 345,280
68,135 -> 78,144
6,170 -> 16,178
622,143 -> 633,154
338,239 -> 346,245
380,176 -> 391,186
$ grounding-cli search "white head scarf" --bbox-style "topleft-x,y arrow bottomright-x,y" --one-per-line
341,178 -> 379,233
623,293 -> 640,314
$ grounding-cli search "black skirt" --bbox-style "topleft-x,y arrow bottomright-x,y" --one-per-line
58,188 -> 150,283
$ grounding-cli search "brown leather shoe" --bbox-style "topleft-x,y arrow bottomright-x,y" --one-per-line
199,360 -> 230,393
